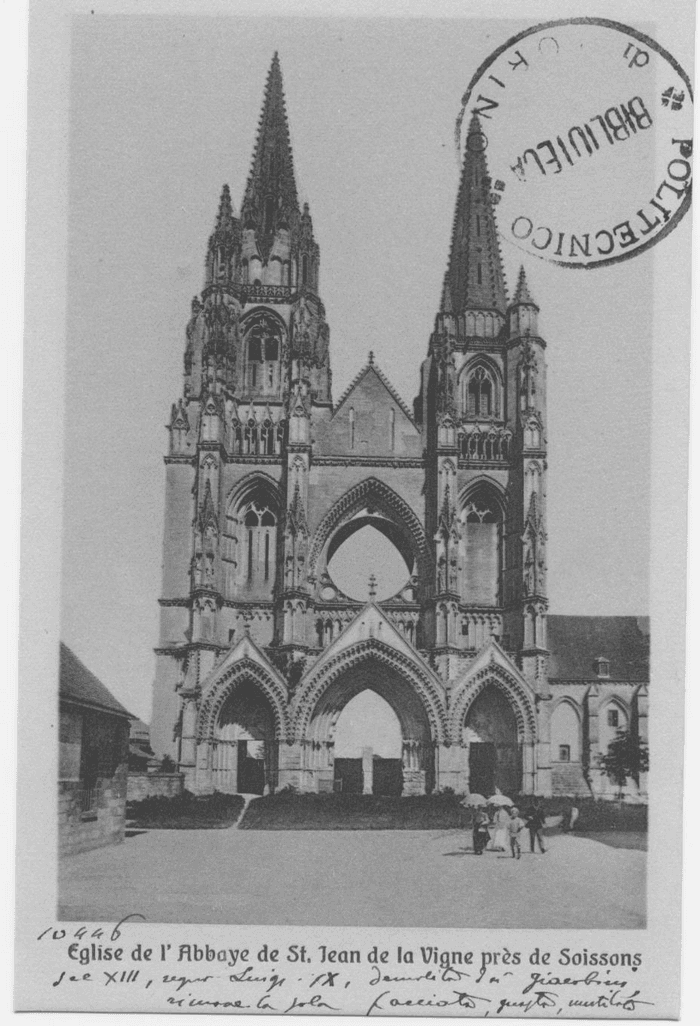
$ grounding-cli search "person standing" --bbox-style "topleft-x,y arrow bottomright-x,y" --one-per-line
526,799 -> 547,853
492,805 -> 510,851
508,806 -> 525,859
472,806 -> 491,855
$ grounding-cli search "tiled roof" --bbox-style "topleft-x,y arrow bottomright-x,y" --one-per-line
547,616 -> 649,681
59,643 -> 133,718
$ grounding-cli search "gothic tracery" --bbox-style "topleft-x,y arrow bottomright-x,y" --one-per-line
153,56 -> 647,804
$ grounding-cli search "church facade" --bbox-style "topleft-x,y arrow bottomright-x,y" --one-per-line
151,55 -> 649,799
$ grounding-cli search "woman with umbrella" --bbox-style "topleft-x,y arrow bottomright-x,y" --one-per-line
488,794 -> 513,851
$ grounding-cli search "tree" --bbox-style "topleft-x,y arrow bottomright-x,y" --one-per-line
598,729 -> 649,797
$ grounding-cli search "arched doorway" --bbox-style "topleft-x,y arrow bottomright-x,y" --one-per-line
304,654 -> 436,795
213,681 -> 277,795
464,684 -> 521,796
333,691 -> 403,795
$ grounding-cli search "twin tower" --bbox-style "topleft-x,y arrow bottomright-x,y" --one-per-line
152,54 -> 551,798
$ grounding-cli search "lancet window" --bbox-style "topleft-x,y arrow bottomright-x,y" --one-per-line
550,701 -> 581,762
243,313 -> 284,395
461,486 -> 503,606
223,483 -> 280,599
243,502 -> 277,583
230,415 -> 284,456
462,363 -> 501,419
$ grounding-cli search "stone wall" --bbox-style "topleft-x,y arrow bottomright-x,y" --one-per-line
59,709 -> 130,857
550,761 -> 590,796
59,765 -> 128,857
127,772 -> 184,802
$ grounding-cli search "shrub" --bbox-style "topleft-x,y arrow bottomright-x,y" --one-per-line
598,730 -> 649,797
127,790 -> 245,829
238,792 -> 472,830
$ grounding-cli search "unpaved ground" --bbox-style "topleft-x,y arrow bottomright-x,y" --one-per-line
59,827 -> 645,929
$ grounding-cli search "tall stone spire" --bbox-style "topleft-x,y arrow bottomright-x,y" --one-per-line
205,183 -> 240,286
241,52 -> 300,262
512,264 -> 537,307
442,113 -> 508,315
214,183 -> 235,233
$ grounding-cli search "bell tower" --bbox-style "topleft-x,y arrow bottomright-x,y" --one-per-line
151,54 -> 332,762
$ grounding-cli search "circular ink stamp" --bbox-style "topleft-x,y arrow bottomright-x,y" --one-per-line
456,19 -> 693,268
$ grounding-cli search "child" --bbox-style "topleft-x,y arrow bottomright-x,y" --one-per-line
508,806 -> 525,859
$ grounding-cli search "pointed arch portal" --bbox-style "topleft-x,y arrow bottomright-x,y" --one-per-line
464,684 -> 521,796
195,655 -> 289,796
306,656 -> 434,795
449,663 -> 538,796
214,680 -> 277,795
295,640 -> 447,795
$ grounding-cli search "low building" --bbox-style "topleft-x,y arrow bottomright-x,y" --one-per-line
128,717 -> 157,772
126,718 -> 184,802
58,643 -> 132,856
547,616 -> 649,797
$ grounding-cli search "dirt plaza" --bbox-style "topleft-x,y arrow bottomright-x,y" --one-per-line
59,828 -> 645,929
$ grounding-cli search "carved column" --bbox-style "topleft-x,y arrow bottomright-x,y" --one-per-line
179,694 -> 198,790
402,740 -> 427,795
535,702 -> 552,796
194,740 -> 214,795
362,747 -> 374,795
522,741 -> 536,795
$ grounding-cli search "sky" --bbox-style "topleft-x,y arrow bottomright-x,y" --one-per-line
57,14 -> 685,722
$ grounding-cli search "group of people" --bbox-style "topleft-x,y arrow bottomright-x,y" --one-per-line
470,800 -> 547,859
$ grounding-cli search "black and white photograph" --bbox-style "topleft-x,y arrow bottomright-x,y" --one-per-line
14,0 -> 692,1016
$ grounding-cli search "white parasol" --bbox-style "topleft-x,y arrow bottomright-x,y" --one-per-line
461,793 -> 487,807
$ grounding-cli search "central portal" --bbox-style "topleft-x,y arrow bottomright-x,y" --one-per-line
306,654 -> 435,795
468,742 -> 497,797
333,691 -> 403,795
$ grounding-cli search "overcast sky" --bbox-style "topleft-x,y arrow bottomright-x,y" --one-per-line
58,14 -> 687,721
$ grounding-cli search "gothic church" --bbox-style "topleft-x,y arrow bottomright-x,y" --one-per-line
152,55 -> 649,799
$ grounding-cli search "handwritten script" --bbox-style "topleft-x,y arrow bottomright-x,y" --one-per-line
33,918 -> 653,1015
